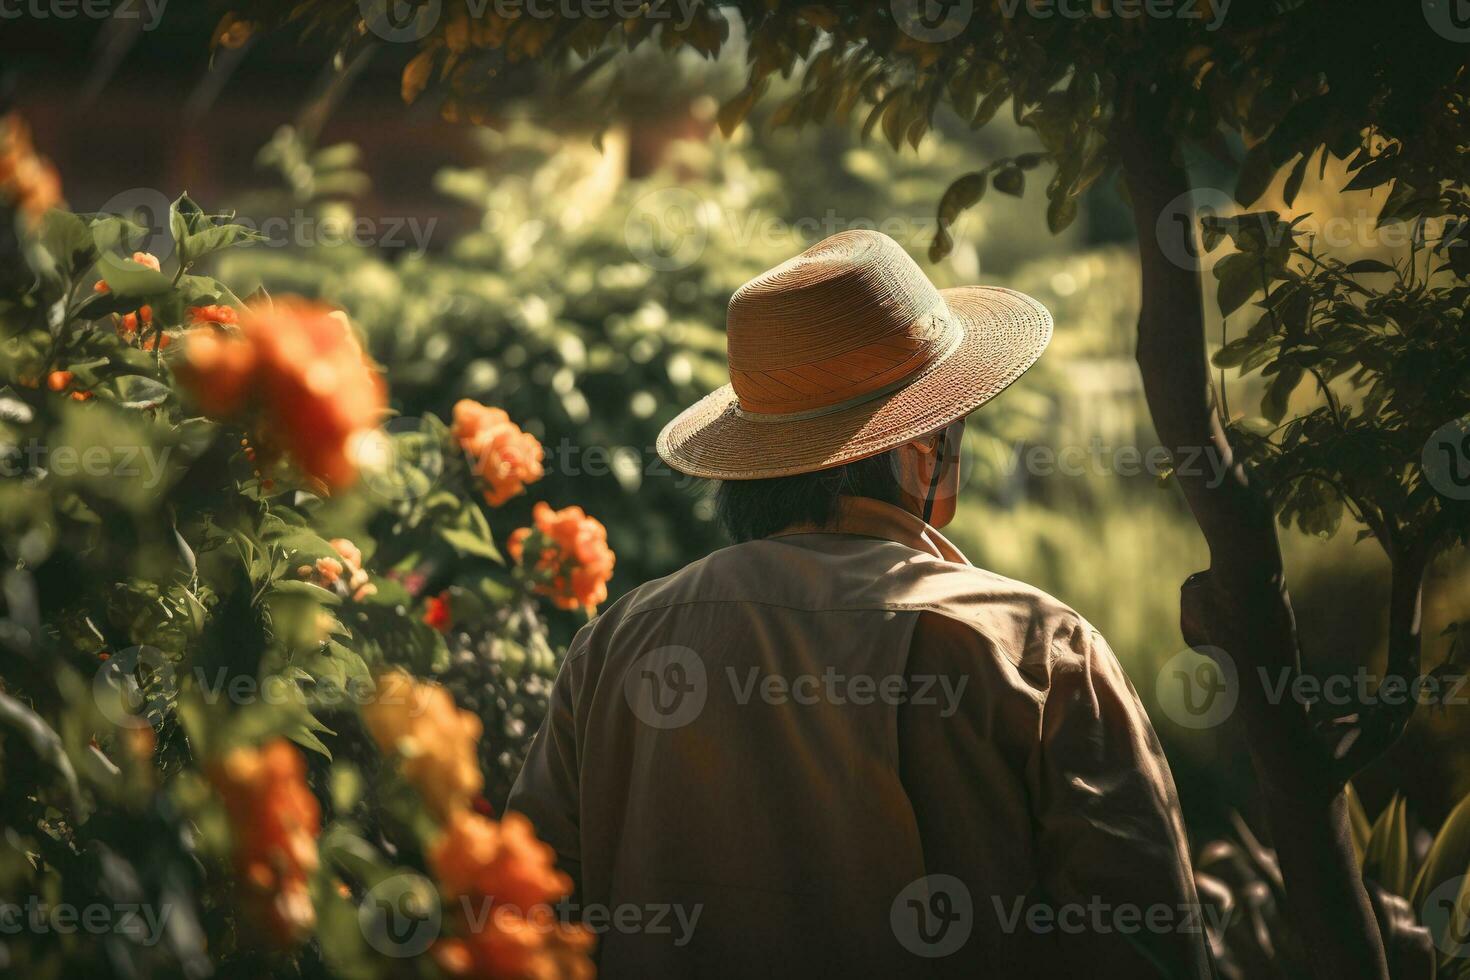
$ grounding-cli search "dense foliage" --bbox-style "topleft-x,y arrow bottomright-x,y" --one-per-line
0,131 -> 614,975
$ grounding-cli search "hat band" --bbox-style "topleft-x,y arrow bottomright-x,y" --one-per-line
731,315 -> 964,423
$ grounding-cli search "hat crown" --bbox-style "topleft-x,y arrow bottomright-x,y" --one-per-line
726,230 -> 954,417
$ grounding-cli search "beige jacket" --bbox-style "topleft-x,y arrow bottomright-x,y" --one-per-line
508,497 -> 1210,979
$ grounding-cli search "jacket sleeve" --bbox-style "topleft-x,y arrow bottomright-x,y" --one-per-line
1029,624 -> 1212,980
505,628 -> 588,896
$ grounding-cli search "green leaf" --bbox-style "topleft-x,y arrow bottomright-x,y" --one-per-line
1214,253 -> 1262,318
937,172 -> 987,227
1343,259 -> 1395,275
39,209 -> 99,277
1345,783 -> 1372,866
1362,793 -> 1411,897
270,579 -> 344,606
439,526 -> 501,561
1281,153 -> 1309,207
89,214 -> 149,255
112,375 -> 172,410
171,193 -> 265,263
1235,143 -> 1277,206
1410,793 -> 1470,908
1213,336 -> 1268,369
94,254 -> 172,297
993,166 -> 1025,197
1046,194 -> 1078,234
1260,365 -> 1303,423
0,691 -> 85,817
183,223 -> 267,262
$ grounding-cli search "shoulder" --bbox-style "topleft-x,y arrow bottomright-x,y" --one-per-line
907,562 -> 1106,680
560,541 -> 756,661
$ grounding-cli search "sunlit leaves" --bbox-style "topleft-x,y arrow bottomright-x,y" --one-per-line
1211,201 -> 1470,556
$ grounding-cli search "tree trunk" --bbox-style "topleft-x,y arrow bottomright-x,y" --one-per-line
1118,103 -> 1391,980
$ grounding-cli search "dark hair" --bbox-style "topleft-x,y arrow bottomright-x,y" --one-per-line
712,451 -> 903,543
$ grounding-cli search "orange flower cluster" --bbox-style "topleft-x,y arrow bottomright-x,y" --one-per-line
297,537 -> 377,602
452,400 -> 544,507
207,739 -> 321,948
360,669 -> 592,977
429,811 -> 594,980
94,251 -> 166,344
361,670 -> 484,819
508,502 -> 616,613
0,113 -> 62,225
178,299 -> 387,489
46,370 -> 92,401
190,304 -> 238,328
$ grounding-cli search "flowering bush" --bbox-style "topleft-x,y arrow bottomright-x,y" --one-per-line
0,166 -> 610,977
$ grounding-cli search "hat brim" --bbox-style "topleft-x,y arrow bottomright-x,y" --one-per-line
656,286 -> 1053,480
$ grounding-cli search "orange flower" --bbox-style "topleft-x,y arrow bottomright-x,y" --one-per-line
361,670 -> 483,819
0,113 -> 63,225
178,327 -> 256,417
189,304 -> 239,327
423,592 -> 452,632
46,370 -> 73,391
212,12 -> 256,49
313,557 -> 343,585
295,537 -> 375,600
452,400 -> 544,507
207,739 -> 321,948
507,502 -> 615,613
428,810 -> 594,980
178,300 -> 387,489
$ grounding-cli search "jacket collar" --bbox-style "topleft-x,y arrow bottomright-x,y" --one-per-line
768,496 -> 972,566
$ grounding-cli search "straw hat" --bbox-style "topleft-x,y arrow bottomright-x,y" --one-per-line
656,230 -> 1052,480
